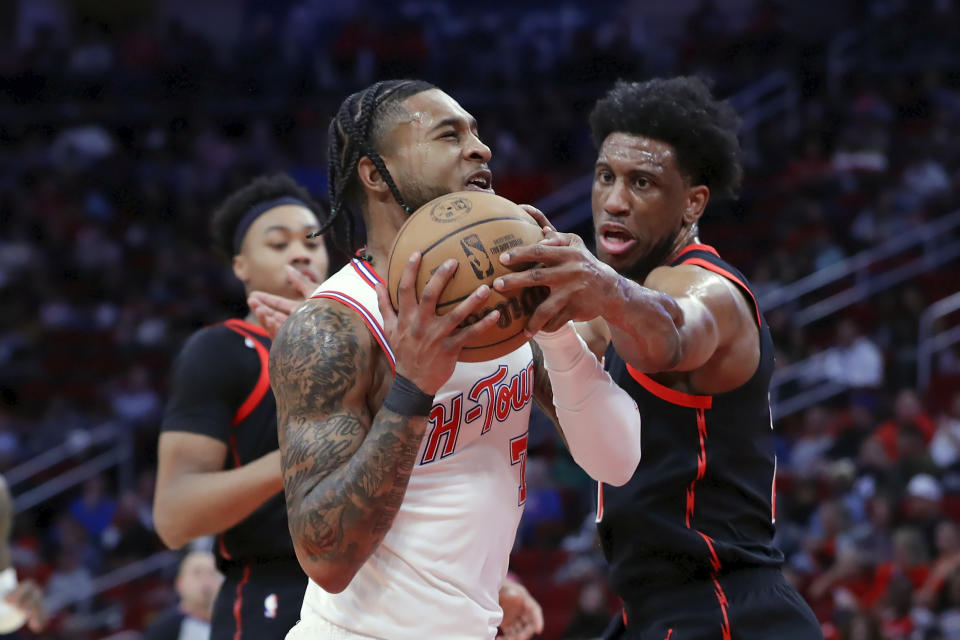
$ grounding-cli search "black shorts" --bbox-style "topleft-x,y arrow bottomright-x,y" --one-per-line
610,567 -> 823,640
211,559 -> 307,640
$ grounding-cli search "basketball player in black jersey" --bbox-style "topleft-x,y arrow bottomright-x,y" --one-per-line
154,174 -> 329,640
494,77 -> 824,639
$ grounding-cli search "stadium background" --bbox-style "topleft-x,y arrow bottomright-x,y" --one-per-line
1,0 -> 959,638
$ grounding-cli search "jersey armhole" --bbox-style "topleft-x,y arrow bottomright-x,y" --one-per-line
680,258 -> 763,328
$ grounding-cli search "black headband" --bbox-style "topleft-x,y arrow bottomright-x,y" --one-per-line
232,196 -> 311,254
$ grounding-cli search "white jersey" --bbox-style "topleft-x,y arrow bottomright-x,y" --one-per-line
299,259 -> 532,639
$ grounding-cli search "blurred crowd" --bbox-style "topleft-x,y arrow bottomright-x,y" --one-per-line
1,0 -> 959,638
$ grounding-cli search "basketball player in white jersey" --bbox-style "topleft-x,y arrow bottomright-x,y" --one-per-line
268,80 -> 643,639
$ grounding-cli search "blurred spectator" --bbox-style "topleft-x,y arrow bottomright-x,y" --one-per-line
917,521 -> 960,609
790,406 -> 836,476
44,547 -> 94,617
560,580 -> 612,640
876,390 -> 937,462
143,550 -> 221,640
819,319 -> 885,391
850,493 -> 896,564
939,569 -> 960,639
838,611 -> 882,640
931,392 -> 960,470
68,477 -> 116,543
902,474 -> 944,550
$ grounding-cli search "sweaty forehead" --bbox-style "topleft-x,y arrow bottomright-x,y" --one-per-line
598,132 -> 677,173
396,89 -> 473,132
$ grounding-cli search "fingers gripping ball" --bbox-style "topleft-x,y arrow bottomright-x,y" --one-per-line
387,191 -> 548,362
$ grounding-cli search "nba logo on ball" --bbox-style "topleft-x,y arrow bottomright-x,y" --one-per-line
264,593 -> 278,619
429,195 -> 472,223
460,234 -> 494,280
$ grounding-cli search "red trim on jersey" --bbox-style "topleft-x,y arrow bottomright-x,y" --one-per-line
711,574 -> 733,640
673,243 -> 720,261
696,530 -> 723,573
626,364 -> 713,409
222,321 -> 272,426
223,318 -> 270,338
219,535 -> 232,560
622,608 -> 628,626
685,409 -> 709,527
664,630 -> 674,640
233,564 -> 251,639
680,257 -> 763,328
312,291 -> 397,376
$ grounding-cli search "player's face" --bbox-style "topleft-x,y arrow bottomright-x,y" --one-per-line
380,89 -> 493,212
591,132 -> 698,281
233,204 -> 328,298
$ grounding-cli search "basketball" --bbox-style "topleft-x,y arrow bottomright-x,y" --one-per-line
387,191 -> 549,362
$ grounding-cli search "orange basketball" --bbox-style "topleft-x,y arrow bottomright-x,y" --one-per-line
387,191 -> 548,362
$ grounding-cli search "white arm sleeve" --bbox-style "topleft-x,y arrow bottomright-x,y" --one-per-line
534,322 -> 641,486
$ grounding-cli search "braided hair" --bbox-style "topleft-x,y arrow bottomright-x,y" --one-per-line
316,79 -> 436,254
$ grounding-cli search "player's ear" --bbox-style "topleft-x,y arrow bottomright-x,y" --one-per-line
684,185 -> 709,226
357,156 -> 389,196
232,254 -> 248,284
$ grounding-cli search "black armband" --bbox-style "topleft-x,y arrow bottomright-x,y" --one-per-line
383,374 -> 434,417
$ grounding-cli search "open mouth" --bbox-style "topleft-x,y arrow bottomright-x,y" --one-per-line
464,171 -> 494,193
598,227 -> 637,255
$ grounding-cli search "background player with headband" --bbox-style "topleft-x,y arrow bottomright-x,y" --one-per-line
154,173 -> 329,639
268,78 -> 642,639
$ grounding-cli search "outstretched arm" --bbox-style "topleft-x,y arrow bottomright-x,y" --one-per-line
494,223 -> 744,375
530,321 -> 641,486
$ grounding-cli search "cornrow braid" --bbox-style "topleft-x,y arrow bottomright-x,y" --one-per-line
318,79 -> 436,254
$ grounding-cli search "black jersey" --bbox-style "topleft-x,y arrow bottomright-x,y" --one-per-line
162,319 -> 294,570
599,244 -> 782,603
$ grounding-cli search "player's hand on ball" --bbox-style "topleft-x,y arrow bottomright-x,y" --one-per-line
493,230 -> 618,334
376,252 -> 500,395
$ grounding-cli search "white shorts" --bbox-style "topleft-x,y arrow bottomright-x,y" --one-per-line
285,616 -> 383,640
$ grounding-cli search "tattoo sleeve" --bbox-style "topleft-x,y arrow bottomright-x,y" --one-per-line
270,301 -> 427,583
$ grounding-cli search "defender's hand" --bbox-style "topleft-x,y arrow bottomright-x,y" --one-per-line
494,231 -> 619,334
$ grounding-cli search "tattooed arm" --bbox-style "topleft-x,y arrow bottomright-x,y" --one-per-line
271,254 -> 501,592
271,300 -> 426,593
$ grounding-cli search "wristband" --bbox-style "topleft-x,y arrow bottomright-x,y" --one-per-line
383,374 -> 434,417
